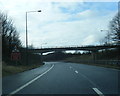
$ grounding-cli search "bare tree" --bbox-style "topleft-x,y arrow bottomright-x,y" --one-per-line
109,6 -> 120,60
109,12 -> 120,45
0,11 -> 21,60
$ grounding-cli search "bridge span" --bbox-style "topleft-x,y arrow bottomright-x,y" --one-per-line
20,44 -> 120,53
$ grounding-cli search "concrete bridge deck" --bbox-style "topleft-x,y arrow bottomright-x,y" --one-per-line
20,44 -> 120,53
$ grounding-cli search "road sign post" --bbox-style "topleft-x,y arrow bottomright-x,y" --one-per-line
11,45 -> 21,65
11,52 -> 21,61
11,52 -> 21,65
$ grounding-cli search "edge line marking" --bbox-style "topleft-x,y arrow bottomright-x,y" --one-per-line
7,64 -> 54,96
93,88 -> 104,96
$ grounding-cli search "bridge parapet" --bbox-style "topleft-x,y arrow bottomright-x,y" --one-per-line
20,44 -> 120,53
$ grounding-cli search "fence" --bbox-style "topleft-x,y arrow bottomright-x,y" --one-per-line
78,60 -> 120,66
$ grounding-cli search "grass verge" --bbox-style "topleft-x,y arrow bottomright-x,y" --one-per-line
65,60 -> 120,70
64,57 -> 120,70
2,62 -> 42,77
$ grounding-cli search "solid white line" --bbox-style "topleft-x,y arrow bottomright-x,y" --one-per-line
75,70 -> 78,74
93,88 -> 104,96
7,64 -> 54,96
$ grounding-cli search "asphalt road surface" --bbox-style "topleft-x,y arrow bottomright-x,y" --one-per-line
2,62 -> 120,96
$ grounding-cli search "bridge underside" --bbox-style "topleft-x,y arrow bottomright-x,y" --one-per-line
20,45 -> 120,53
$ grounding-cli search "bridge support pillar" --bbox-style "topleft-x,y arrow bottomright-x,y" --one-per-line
40,52 -> 43,64
91,50 -> 98,64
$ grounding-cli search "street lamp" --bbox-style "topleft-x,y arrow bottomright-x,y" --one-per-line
40,43 -> 47,64
41,43 -> 47,49
101,30 -> 110,45
26,10 -> 41,65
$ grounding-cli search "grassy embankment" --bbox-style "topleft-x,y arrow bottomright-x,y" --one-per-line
64,54 -> 120,70
2,52 -> 44,77
2,62 -> 42,77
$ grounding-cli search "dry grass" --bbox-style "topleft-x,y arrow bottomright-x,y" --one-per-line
2,62 -> 42,77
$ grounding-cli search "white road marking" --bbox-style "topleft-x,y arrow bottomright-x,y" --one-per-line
75,70 -> 78,74
70,66 -> 72,69
7,64 -> 54,96
93,88 -> 104,96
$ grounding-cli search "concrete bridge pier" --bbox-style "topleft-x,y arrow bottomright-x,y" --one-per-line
91,50 -> 98,64
40,52 -> 43,64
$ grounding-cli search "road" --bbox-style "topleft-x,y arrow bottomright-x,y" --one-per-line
2,62 -> 120,96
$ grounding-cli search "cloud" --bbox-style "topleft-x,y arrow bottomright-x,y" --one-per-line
25,10 -> 116,48
0,1 -> 117,48
82,35 -> 95,45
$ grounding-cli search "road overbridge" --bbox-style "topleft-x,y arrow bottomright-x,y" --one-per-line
19,44 -> 120,64
20,44 -> 120,53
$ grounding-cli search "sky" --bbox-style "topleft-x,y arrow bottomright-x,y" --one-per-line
0,0 -> 119,48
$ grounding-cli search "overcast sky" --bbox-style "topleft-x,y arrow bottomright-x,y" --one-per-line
0,0 -> 119,48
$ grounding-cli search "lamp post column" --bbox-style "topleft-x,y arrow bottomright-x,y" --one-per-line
25,10 -> 41,65
101,30 -> 110,45
26,12 -> 28,65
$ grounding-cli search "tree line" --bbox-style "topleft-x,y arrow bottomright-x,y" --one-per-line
0,12 -> 21,61
103,12 -> 120,45
104,11 -> 120,60
1,12 -> 42,65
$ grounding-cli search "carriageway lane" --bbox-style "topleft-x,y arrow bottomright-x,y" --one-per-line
3,62 -> 120,95
64,62 -> 119,95
15,62 -> 96,94
2,63 -> 53,94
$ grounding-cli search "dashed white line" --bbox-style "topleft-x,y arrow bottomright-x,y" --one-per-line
69,67 -> 104,96
93,88 -> 104,96
75,70 -> 78,74
7,64 -> 54,96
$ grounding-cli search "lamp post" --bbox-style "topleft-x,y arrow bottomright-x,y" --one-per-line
26,10 -> 41,65
41,43 -> 47,49
40,43 -> 47,64
101,30 -> 110,45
